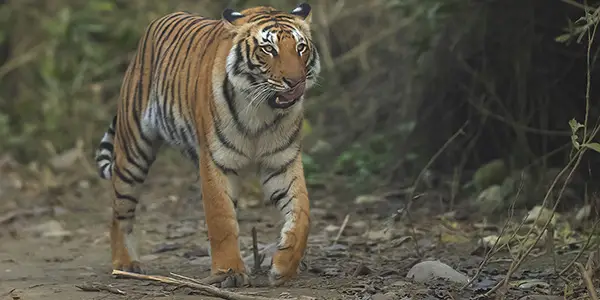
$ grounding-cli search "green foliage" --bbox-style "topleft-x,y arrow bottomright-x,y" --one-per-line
0,0 -> 465,196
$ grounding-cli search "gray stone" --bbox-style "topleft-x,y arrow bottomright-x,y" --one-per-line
406,260 -> 468,284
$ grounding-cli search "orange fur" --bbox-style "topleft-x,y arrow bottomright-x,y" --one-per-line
95,3 -> 320,287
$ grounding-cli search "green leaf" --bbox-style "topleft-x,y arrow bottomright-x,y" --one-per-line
569,118 -> 584,133
555,34 -> 572,43
582,143 -> 600,153
571,135 -> 580,149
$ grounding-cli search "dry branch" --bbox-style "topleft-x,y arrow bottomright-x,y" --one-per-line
332,214 -> 349,245
111,270 -> 278,300
75,282 -> 126,295
575,262 -> 599,300
251,227 -> 265,274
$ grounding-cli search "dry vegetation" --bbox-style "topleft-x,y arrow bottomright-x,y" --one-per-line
2,0 -> 600,299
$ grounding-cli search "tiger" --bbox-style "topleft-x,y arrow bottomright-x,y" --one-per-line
94,3 -> 320,287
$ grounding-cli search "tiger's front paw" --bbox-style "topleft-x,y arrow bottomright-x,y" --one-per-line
203,268 -> 250,288
113,260 -> 144,274
268,245 -> 305,286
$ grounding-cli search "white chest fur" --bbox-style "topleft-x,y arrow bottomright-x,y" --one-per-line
209,87 -> 303,173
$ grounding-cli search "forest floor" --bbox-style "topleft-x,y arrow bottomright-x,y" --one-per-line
0,153 -> 597,300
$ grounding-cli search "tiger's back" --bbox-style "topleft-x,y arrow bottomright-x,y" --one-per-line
94,3 -> 320,288
97,12 -> 231,176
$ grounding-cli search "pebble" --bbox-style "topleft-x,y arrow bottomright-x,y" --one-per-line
406,260 -> 469,284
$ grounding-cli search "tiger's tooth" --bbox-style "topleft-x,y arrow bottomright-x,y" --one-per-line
275,96 -> 281,104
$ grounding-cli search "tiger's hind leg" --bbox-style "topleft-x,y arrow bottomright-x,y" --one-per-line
110,130 -> 160,274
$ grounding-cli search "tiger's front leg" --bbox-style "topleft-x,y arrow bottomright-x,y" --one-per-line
261,154 -> 310,286
198,146 -> 249,288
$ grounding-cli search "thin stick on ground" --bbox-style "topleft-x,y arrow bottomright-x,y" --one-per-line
575,262 -> 599,300
112,270 -> 278,300
461,177 -> 523,290
387,121 -> 468,258
332,214 -> 349,245
484,153 -> 582,297
251,227 -> 265,274
76,282 -> 126,295
559,218 -> 600,276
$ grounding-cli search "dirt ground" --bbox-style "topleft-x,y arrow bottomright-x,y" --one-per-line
0,154 -> 596,300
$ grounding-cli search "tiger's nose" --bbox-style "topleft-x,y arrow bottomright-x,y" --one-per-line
282,77 -> 304,88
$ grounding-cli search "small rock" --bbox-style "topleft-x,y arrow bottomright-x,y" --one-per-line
371,292 -> 398,300
352,263 -> 372,276
324,224 -> 340,233
575,205 -> 591,222
183,246 -> 209,258
351,220 -> 367,230
406,260 -> 468,284
152,242 -> 181,253
141,254 -> 160,261
78,180 -> 90,189
354,195 -> 383,205
524,206 -> 558,227
473,159 -> 508,191
516,279 -> 550,289
364,229 -> 392,241
28,220 -> 72,239
474,185 -> 507,214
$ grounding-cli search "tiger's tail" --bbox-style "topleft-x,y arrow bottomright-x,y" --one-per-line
95,115 -> 117,180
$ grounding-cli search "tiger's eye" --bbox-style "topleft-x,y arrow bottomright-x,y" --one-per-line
261,45 -> 275,54
297,43 -> 307,53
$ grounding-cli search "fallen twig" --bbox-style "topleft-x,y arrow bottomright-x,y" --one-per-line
251,227 -> 265,274
76,282 -> 126,295
112,270 -> 278,300
332,214 -> 349,245
575,262 -> 599,300
242,243 -> 277,267
461,179 -> 523,290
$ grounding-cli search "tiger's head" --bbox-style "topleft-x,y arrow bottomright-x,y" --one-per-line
223,3 -> 321,110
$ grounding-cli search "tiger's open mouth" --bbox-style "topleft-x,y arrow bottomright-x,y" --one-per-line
268,81 -> 306,109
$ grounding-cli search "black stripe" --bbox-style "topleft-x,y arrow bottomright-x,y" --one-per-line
245,39 -> 260,70
261,117 -> 302,157
99,165 -> 110,178
214,122 -> 247,157
208,149 -> 238,176
119,136 -> 149,176
114,167 -> 135,185
210,101 -> 248,158
115,190 -> 139,204
261,147 -> 300,185
269,177 -> 297,205
96,154 -> 112,163
124,167 -> 146,183
99,141 -> 114,153
222,75 -> 249,136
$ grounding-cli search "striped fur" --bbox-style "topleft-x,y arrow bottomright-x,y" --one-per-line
94,3 -> 320,287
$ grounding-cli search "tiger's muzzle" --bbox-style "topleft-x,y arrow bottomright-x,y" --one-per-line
268,80 -> 306,109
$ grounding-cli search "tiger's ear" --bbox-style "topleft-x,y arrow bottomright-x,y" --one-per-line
222,8 -> 245,26
291,3 -> 311,23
